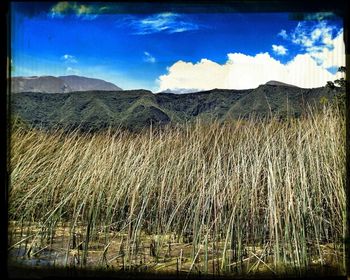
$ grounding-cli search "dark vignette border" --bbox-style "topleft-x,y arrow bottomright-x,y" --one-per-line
3,0 -> 349,279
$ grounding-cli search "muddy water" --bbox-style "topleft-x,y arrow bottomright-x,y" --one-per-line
9,247 -> 67,267
7,222 -> 345,277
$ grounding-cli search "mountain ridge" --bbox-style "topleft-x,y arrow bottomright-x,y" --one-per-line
11,75 -> 122,93
11,82 -> 341,132
265,80 -> 299,88
58,75 -> 122,91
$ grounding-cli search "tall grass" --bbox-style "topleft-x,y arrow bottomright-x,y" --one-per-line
8,106 -> 345,276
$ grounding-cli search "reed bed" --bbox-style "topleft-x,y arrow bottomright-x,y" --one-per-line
8,106 -> 346,276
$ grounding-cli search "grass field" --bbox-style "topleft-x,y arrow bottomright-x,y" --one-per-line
8,106 -> 346,277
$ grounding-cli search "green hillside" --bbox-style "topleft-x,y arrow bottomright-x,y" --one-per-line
11,85 -> 342,131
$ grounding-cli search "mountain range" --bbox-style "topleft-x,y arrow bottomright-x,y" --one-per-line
11,75 -> 122,93
10,75 -> 341,132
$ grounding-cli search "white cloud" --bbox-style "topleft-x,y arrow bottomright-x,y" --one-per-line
308,31 -> 345,69
280,21 -> 345,70
291,23 -> 314,47
158,58 -> 229,91
291,21 -> 337,50
158,47 -> 344,91
272,44 -> 288,55
61,54 -> 78,63
278,29 -> 288,39
129,13 -> 200,35
66,67 -> 80,75
144,51 -> 156,63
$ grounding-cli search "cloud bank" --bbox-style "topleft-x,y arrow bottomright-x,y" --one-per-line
158,28 -> 345,91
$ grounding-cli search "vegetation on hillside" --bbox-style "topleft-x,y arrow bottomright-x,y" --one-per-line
11,84 -> 342,132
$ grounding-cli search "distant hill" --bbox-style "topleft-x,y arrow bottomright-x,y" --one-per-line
265,80 -> 299,87
11,75 -> 122,93
59,75 -> 122,91
11,76 -> 72,93
160,88 -> 202,94
11,82 -> 342,132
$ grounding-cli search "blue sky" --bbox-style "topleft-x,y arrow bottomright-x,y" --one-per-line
11,2 -> 345,91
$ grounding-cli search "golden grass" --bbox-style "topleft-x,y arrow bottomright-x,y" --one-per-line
8,106 -> 346,276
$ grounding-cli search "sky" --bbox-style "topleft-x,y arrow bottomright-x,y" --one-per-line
11,2 -> 345,92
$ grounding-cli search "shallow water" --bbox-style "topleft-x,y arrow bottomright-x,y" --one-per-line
9,247 -> 71,267
7,222 -> 345,277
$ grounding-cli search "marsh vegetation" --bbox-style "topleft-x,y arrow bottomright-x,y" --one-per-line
8,106 -> 346,277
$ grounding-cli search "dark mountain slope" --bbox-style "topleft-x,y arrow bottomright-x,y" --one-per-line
11,84 -> 341,132
225,84 -> 338,119
11,90 -> 169,132
155,89 -> 252,122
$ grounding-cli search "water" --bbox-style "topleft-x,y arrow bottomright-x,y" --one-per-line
8,247 -> 68,267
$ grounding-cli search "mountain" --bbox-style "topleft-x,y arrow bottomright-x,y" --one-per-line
11,76 -> 72,93
11,83 -> 342,132
58,75 -> 122,91
265,80 -> 299,87
161,82 -> 298,94
160,88 -> 202,94
11,75 -> 121,93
